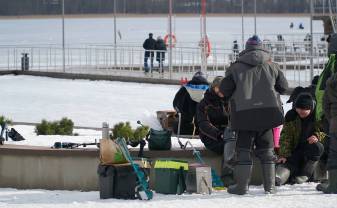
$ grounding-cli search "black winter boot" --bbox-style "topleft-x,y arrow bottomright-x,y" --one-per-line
321,170 -> 337,194
316,180 -> 329,192
221,166 -> 235,187
275,165 -> 290,186
227,164 -> 252,195
295,160 -> 318,184
261,163 -> 276,194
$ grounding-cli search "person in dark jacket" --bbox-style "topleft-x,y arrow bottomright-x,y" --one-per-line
317,73 -> 337,193
276,93 -> 326,186
197,76 -> 229,155
197,76 -> 234,187
143,33 -> 156,72
173,71 -> 209,135
219,35 -> 288,195
155,36 -> 167,73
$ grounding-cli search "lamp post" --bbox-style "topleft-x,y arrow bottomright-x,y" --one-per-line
62,0 -> 65,73
200,0 -> 207,73
113,0 -> 117,68
310,0 -> 314,81
241,0 -> 244,49
254,0 -> 257,35
168,0 -> 173,79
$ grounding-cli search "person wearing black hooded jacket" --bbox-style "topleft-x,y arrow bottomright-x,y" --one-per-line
173,71 -> 209,135
197,76 -> 229,155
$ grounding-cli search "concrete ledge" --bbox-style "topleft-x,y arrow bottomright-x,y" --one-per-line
2,70 -> 297,92
0,144 -> 263,191
0,70 -> 13,76
12,70 -> 181,85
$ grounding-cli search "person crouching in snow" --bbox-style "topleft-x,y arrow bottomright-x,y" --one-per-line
276,93 -> 326,186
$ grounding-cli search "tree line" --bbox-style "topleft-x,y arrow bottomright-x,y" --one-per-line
0,0 -> 311,16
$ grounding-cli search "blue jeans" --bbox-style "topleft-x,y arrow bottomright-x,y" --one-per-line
144,52 -> 154,72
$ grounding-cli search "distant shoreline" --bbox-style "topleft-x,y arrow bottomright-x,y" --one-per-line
0,13 -> 311,20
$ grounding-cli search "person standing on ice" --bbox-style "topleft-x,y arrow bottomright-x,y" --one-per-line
218,35 -> 288,195
155,36 -> 167,73
317,72 -> 337,194
143,33 -> 156,72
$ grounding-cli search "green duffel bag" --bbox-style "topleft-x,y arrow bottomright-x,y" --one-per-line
146,128 -> 172,151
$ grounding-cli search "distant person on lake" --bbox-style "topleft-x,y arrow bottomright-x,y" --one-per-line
143,33 -> 156,73
155,36 -> 167,73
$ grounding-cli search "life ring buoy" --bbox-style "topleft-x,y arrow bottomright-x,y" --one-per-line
199,37 -> 211,58
164,34 -> 177,48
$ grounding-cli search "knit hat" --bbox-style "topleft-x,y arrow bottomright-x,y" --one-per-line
211,76 -> 224,89
287,86 -> 305,103
294,93 -> 314,110
193,71 -> 205,78
245,35 -> 262,50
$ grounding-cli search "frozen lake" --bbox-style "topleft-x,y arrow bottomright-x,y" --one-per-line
0,16 -> 324,49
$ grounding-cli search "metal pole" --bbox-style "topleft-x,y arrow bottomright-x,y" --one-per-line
169,0 -> 173,79
241,0 -> 244,49
62,0 -> 65,72
254,0 -> 257,35
201,0 -> 207,73
114,0 -> 117,68
310,0 -> 314,81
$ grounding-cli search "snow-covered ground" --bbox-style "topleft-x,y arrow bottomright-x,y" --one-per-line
0,75 -> 292,128
1,183 -> 337,208
1,76 -> 336,207
0,75 -> 292,148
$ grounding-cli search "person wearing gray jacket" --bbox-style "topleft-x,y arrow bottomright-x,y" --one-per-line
318,72 -> 337,193
219,35 -> 288,195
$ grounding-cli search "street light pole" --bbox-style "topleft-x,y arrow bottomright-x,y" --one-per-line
254,0 -> 257,35
62,0 -> 65,73
310,0 -> 314,81
168,0 -> 173,79
113,0 -> 117,68
241,0 -> 244,49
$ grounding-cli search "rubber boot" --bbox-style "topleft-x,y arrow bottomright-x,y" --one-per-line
295,160 -> 317,184
261,163 -> 276,194
227,164 -> 252,195
221,166 -> 235,187
316,180 -> 329,192
275,165 -> 290,186
321,169 -> 337,194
